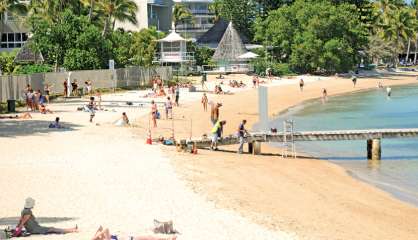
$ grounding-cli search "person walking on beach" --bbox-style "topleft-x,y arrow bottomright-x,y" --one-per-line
210,103 -> 222,125
237,120 -> 249,154
299,79 -> 304,91
352,76 -> 357,87
201,93 -> 208,112
322,88 -> 328,103
151,100 -> 158,128
165,97 -> 173,119
210,120 -> 226,151
175,85 -> 180,106
15,197 -> 78,236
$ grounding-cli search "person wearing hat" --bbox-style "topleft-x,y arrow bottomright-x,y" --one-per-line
15,197 -> 78,235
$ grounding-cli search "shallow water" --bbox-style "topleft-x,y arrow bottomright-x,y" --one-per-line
269,84 -> 418,206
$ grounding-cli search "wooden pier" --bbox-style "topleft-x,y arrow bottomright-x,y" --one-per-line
181,128 -> 418,160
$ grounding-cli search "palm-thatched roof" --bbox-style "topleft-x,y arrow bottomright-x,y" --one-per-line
197,19 -> 249,49
14,40 -> 44,64
212,21 -> 248,62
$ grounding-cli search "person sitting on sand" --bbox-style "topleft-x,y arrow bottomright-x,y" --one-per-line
115,112 -> 129,126
15,197 -> 77,236
39,104 -> 53,114
87,97 -> 96,123
0,113 -> 32,119
49,117 -> 62,128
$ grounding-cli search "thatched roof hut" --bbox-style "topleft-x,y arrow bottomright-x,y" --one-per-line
197,19 -> 249,49
14,41 -> 44,64
212,21 -> 248,62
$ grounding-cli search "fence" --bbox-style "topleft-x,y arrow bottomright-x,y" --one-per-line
0,66 -> 172,102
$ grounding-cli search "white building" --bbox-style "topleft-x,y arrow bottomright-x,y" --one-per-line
173,0 -> 215,40
116,0 -> 173,32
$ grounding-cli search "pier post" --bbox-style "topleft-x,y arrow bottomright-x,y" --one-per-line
367,139 -> 381,160
253,142 -> 261,155
248,142 -> 253,154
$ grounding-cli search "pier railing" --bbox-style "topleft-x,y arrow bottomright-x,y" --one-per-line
181,128 -> 418,160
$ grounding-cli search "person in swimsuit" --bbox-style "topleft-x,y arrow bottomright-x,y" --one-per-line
201,93 -> 208,112
44,84 -> 52,104
151,100 -> 158,128
352,76 -> 357,87
16,198 -> 77,236
299,79 -> 304,91
63,80 -> 68,97
165,97 -> 173,119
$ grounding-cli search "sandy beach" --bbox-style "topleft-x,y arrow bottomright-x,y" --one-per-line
1,71 -> 418,240
133,72 -> 418,240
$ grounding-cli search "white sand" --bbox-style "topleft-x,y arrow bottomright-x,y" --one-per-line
0,87 -> 295,239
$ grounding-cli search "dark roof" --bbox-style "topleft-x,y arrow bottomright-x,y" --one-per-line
14,40 -> 44,64
197,19 -> 250,48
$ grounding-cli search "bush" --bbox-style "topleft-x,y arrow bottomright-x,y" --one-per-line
252,59 -> 294,76
13,64 -> 53,74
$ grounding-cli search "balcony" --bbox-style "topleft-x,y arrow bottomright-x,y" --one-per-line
175,23 -> 214,31
148,0 -> 168,6
154,52 -> 195,63
190,9 -> 214,15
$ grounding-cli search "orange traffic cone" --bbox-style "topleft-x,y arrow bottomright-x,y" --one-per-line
146,131 -> 152,145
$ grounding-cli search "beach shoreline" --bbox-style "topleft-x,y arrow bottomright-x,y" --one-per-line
144,72 -> 418,240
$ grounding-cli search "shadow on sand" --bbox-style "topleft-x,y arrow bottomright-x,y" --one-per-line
0,120 -> 81,138
0,217 -> 77,226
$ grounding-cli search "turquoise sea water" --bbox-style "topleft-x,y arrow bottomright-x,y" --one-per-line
270,84 -> 418,206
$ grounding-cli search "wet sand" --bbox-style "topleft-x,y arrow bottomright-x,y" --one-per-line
136,72 -> 418,240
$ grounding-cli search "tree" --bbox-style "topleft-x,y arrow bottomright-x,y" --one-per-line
110,29 -> 134,68
173,3 -> 193,28
97,0 -> 138,36
212,0 -> 256,38
255,0 -> 368,73
130,27 -> 165,66
0,49 -> 18,74
29,10 -> 112,70
381,7 -> 416,66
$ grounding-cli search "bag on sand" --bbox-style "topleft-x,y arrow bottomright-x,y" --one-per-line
153,220 -> 176,234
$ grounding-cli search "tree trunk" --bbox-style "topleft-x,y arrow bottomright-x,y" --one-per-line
88,0 -> 94,21
102,15 -> 112,36
112,18 -> 116,31
406,38 -> 411,64
414,36 -> 418,65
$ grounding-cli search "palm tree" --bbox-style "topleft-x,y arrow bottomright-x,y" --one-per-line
412,0 -> 418,64
382,7 -> 416,66
0,0 -> 27,27
28,0 -> 81,23
97,0 -> 138,36
172,3 -> 193,30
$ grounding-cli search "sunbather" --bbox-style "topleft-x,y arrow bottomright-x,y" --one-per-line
91,226 -> 176,240
0,113 -> 32,119
16,198 -> 77,236
39,104 -> 53,114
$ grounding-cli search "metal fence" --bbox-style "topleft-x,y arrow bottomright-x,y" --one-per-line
0,66 -> 172,102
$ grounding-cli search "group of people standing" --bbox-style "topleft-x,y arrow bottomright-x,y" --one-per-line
64,79 -> 93,97
149,84 -> 180,128
24,84 -> 53,114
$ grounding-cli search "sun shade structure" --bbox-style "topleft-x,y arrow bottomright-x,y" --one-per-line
14,40 -> 44,64
212,22 -> 248,63
197,19 -> 250,49
238,52 -> 259,59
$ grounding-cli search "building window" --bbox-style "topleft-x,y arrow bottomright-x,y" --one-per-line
1,32 -> 28,49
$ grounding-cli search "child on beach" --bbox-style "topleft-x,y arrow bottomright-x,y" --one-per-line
49,117 -> 62,128
201,93 -> 208,112
15,197 -> 78,236
237,119 -> 249,154
165,97 -> 173,119
39,104 -> 53,114
175,86 -> 180,106
322,88 -> 328,102
44,84 -> 52,104
87,97 -> 96,122
352,76 -> 357,87
115,112 -> 130,126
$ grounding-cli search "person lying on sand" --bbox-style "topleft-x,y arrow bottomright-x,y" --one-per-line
15,198 -> 78,237
0,113 -> 32,119
92,226 -> 176,240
